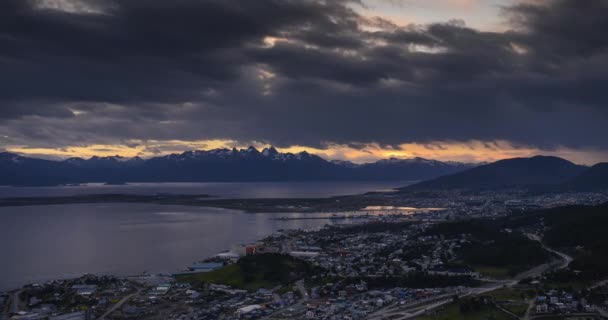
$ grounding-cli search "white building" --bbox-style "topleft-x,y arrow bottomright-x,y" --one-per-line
236,304 -> 263,315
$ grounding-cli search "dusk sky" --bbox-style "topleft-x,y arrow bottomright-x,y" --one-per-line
1,0 -> 607,164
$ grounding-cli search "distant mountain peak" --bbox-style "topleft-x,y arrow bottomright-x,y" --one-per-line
0,152 -> 23,163
0,148 -> 481,185
375,157 -> 441,166
64,157 -> 85,163
405,155 -> 586,191
0,151 -> 19,158
294,150 -> 319,161
245,146 -> 259,154
261,146 -> 279,157
331,159 -> 359,168
566,162 -> 608,191
128,156 -> 145,163
88,155 -> 137,162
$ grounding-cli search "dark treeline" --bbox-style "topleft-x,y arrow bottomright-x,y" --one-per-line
494,203 -> 608,280
424,219 -> 551,275
237,254 -> 321,284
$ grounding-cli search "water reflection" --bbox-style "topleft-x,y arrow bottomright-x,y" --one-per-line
0,203 -> 343,290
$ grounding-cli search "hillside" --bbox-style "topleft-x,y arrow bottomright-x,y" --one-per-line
499,203 -> 608,280
564,163 -> 608,191
424,220 -> 551,277
402,156 -> 586,191
541,204 -> 608,279
175,254 -> 320,291
0,148 -> 475,186
0,152 -> 74,186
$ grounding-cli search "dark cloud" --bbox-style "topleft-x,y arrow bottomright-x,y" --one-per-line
507,0 -> 608,59
0,0 -> 607,151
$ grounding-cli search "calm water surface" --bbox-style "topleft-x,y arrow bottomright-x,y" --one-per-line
0,203 -> 358,291
0,181 -> 412,199
0,182 -> 415,291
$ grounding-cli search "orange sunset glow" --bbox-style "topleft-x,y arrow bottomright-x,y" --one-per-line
7,140 -> 608,165
3,0 -> 608,303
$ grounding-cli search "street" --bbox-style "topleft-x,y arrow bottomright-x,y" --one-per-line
366,239 -> 573,320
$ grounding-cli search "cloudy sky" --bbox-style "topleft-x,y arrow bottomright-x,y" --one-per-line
1,0 -> 607,164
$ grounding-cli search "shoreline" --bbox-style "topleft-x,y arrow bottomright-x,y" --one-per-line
0,218 -> 334,293
0,208 -> 426,293
0,193 -> 377,213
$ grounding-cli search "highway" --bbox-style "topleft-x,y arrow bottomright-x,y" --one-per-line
98,288 -> 142,320
366,293 -> 458,320
367,236 -> 574,320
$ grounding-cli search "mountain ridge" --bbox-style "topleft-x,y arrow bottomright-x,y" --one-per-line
0,147 -> 476,186
401,155 -> 597,191
565,163 -> 608,191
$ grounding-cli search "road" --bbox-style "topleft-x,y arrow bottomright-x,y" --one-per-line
516,234 -> 573,283
367,236 -> 574,320
589,279 -> 608,290
366,292 -> 459,320
9,290 -> 22,315
99,288 -> 142,320
595,306 -> 608,319
541,244 -> 573,270
295,280 -> 309,302
367,277 -> 522,319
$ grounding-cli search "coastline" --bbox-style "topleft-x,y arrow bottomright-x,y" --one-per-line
0,193 -> 378,213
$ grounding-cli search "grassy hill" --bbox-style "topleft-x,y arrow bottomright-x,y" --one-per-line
175,253 -> 321,291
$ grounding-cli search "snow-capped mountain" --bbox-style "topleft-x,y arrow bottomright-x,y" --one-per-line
64,155 -> 144,166
0,148 -> 477,186
330,160 -> 360,168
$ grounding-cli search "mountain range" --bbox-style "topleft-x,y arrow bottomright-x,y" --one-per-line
0,147 -> 476,186
403,155 -> 607,191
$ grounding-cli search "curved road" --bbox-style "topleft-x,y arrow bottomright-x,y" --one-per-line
99,288 -> 142,320
527,233 -> 573,270
367,235 -> 574,320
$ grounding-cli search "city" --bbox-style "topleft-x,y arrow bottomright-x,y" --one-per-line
3,187 -> 608,319
2,0 -> 608,319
